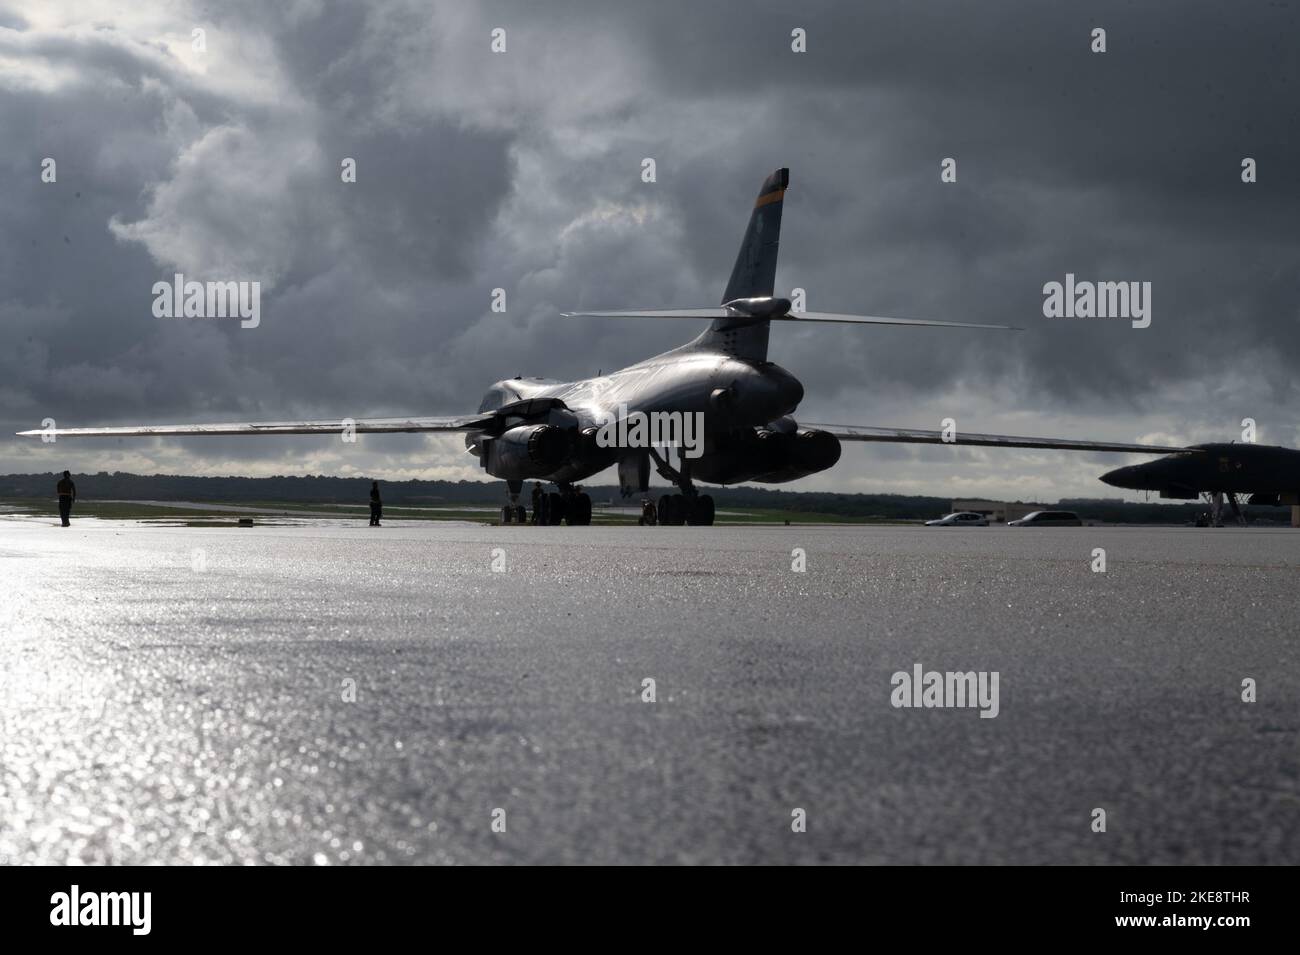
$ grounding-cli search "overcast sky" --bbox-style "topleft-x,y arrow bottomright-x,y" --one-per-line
2,0 -> 1297,501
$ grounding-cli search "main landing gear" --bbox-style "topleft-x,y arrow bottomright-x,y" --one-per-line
503,479 -> 592,525
547,484 -> 593,526
636,448 -> 715,526
651,491 -> 715,526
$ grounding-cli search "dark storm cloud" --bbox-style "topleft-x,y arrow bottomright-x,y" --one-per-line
1,0 -> 1297,495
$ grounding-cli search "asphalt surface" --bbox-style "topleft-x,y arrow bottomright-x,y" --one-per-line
1,516 -> 1296,865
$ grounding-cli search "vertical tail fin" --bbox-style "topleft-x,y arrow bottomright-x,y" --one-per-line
696,168 -> 788,361
722,167 -> 788,303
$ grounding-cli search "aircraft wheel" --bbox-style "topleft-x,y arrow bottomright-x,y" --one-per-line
641,502 -> 657,526
515,505 -> 527,524
565,493 -> 592,526
672,493 -> 688,525
658,494 -> 676,526
547,492 -> 566,525
691,494 -> 715,526
501,505 -> 513,524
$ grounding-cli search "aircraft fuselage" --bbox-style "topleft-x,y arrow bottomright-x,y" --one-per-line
470,338 -> 808,485
1101,443 -> 1300,502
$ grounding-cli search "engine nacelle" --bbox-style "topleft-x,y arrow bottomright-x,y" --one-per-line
484,424 -> 569,478
572,426 -> 619,471
692,427 -> 841,484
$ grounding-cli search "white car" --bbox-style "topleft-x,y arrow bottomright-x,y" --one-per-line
925,511 -> 989,527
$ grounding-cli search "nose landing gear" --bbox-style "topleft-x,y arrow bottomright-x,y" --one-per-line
502,480 -> 527,524
1204,491 -> 1247,527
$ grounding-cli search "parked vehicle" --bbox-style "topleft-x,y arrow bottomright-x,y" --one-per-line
925,511 -> 990,526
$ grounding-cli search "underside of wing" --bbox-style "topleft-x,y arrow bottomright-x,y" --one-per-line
17,414 -> 492,438
807,423 -> 1195,454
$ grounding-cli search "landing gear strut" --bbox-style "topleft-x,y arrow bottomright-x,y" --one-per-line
502,479 -> 527,524
1226,491 -> 1246,526
622,453 -> 658,525
646,447 -> 715,526
1204,491 -> 1246,527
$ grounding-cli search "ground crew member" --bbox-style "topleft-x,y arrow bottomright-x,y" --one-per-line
56,470 -> 76,527
369,480 -> 382,526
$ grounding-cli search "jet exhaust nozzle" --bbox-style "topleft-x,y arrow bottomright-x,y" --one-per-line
573,426 -> 618,469
486,424 -> 569,477
692,426 -> 841,484
792,428 -> 842,473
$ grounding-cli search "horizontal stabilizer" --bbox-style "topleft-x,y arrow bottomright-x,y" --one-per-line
562,308 -> 732,320
779,311 -> 1019,331
807,423 -> 1195,454
562,307 -> 1019,331
17,414 -> 492,438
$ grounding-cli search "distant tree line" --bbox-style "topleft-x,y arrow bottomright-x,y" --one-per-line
1,472 -> 1290,524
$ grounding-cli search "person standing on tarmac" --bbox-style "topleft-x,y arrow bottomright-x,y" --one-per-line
531,482 -> 543,525
56,471 -> 76,527
369,480 -> 383,526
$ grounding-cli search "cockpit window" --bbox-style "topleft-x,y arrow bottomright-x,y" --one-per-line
477,386 -> 510,413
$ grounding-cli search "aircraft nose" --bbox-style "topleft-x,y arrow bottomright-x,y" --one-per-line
1100,464 -> 1139,488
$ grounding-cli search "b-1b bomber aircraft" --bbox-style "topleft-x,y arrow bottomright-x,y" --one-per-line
1102,443 -> 1300,525
20,168 -> 1191,526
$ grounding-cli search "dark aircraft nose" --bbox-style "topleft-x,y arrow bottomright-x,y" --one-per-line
1100,463 -> 1143,488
